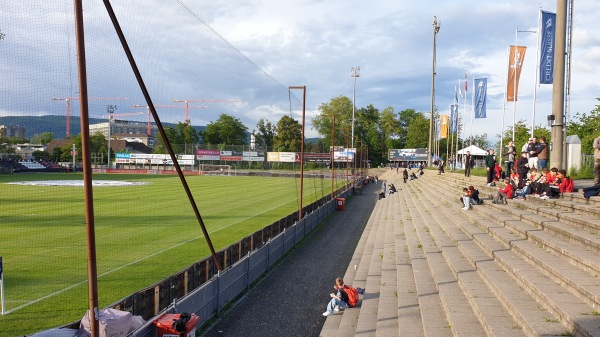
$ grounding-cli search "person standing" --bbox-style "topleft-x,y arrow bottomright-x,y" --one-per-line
516,151 -> 530,186
594,133 -> 600,185
527,136 -> 540,169
485,148 -> 495,186
464,151 -> 472,177
537,137 -> 549,170
503,140 -> 516,176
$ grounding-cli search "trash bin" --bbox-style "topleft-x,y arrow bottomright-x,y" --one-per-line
336,197 -> 345,211
154,313 -> 200,337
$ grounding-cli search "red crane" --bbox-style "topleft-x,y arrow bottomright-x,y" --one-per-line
131,104 -> 208,136
50,97 -> 129,137
171,99 -> 242,124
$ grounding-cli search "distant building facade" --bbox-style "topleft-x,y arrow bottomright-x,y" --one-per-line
89,119 -> 157,147
0,125 -> 26,139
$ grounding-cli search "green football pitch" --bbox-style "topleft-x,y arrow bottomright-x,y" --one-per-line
0,172 -> 343,336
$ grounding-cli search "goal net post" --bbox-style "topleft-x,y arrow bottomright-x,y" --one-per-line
199,164 -> 232,175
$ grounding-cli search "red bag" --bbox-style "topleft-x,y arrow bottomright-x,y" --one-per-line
342,285 -> 359,307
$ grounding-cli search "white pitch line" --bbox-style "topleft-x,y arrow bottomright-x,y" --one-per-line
6,194 -> 305,314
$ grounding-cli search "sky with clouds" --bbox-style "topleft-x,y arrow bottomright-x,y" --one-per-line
1,0 -> 598,144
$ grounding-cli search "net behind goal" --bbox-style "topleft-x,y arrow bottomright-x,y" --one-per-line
200,164 -> 232,175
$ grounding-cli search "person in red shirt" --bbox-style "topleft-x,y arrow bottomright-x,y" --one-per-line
557,169 -> 574,193
492,179 -> 514,204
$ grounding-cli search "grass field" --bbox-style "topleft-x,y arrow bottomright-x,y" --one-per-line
0,172 -> 343,336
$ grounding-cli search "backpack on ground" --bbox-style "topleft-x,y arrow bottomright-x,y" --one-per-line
172,313 -> 191,336
342,285 -> 359,307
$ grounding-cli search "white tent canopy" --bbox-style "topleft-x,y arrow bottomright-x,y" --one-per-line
457,145 -> 487,156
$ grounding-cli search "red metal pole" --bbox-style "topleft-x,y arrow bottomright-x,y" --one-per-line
289,86 -> 306,219
73,1 -> 99,336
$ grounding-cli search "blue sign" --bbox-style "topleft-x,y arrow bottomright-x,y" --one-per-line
474,78 -> 487,119
539,10 -> 556,84
115,153 -> 131,159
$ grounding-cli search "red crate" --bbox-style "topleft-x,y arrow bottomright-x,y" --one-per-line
154,313 -> 200,337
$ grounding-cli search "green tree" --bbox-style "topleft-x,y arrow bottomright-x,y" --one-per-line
254,118 -> 276,148
154,127 -> 178,154
154,123 -> 199,153
398,108 -> 421,148
201,114 -> 248,146
568,101 -> 600,154
405,112 -> 430,148
312,96 -> 353,148
30,132 -> 54,145
472,134 -> 490,150
379,106 -> 401,164
273,115 -> 302,152
498,120 -> 550,153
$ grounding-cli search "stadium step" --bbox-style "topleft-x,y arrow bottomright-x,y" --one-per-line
322,169 -> 600,337
320,176 -> 387,337
417,173 -> 600,336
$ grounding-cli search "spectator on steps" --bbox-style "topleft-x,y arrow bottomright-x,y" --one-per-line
537,137 -> 549,169
485,149 -> 496,186
402,168 -> 409,183
464,151 -> 472,177
460,187 -> 472,210
492,179 -> 514,204
323,278 -> 349,316
527,136 -> 541,169
469,185 -> 482,205
516,151 -> 530,186
516,167 -> 542,200
594,133 -> 600,186
503,140 -> 516,176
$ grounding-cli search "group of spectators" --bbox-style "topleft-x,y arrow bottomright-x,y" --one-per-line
461,135 -> 580,208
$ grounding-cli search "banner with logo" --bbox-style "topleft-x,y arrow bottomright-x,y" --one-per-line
196,149 -> 220,161
540,10 -> 556,84
507,45 -> 526,102
267,152 -> 300,162
440,114 -> 449,138
450,104 -> 458,133
389,148 -> 428,161
474,78 -> 487,119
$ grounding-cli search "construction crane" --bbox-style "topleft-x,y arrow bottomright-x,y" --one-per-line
171,99 -> 243,124
132,104 -> 208,134
50,97 -> 129,137
101,111 -> 144,120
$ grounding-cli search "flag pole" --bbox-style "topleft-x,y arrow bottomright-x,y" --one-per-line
531,8 -> 542,138
456,80 -> 461,168
470,77 -> 474,146
501,45 -> 510,165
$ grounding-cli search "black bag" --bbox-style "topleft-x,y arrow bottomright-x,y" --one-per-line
172,313 -> 191,336
583,185 -> 600,199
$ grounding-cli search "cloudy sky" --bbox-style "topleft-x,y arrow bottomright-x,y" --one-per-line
1,0 -> 598,144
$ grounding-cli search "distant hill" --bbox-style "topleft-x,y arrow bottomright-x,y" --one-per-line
0,115 -> 205,140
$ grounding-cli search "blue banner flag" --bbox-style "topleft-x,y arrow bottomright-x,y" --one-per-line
540,10 -> 556,84
450,104 -> 458,133
474,78 -> 487,119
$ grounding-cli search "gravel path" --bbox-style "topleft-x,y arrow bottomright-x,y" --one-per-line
201,177 -> 381,337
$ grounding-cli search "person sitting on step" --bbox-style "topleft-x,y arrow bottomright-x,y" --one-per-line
492,179 -> 514,204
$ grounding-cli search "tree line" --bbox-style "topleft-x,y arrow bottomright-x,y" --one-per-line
3,97 -> 599,167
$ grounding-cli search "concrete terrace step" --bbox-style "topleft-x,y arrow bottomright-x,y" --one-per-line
320,179 -> 386,337
321,170 -> 600,337
419,174 -> 600,336
402,180 -> 529,337
398,184 -> 453,337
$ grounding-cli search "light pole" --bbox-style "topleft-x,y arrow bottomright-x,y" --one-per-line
428,16 -> 441,167
106,105 -> 116,168
351,66 -> 360,149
